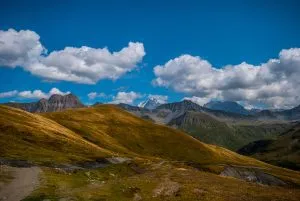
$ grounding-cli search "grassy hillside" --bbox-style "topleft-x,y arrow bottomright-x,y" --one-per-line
1,105 -> 300,201
168,111 -> 290,150
42,105 -> 256,166
0,105 -> 112,164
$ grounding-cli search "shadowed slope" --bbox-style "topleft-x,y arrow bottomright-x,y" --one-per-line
238,123 -> 300,170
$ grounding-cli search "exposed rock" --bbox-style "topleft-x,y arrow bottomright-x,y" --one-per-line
2,93 -> 84,113
106,157 -> 132,164
153,178 -> 181,197
220,166 -> 286,186
139,97 -> 163,110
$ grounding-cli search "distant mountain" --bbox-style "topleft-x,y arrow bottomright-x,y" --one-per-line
138,97 -> 163,110
254,104 -> 300,120
168,110 -> 290,150
204,101 -> 249,115
2,94 -> 84,113
118,100 -> 290,150
238,122 -> 300,170
157,100 -> 205,113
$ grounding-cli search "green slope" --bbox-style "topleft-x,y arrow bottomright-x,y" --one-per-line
168,111 -> 291,150
238,123 -> 300,170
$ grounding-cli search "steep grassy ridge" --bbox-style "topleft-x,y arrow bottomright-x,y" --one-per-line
43,105 -> 256,166
0,105 -> 111,163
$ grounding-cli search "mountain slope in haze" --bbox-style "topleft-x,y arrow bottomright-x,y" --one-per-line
255,104 -> 300,120
168,111 -> 291,150
120,100 -> 291,150
3,94 -> 84,113
238,123 -> 300,170
204,101 -> 250,115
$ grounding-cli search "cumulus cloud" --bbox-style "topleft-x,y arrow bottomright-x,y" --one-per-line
0,88 -> 70,100
0,29 -> 145,84
0,29 -> 46,67
153,49 -> 300,109
87,92 -> 107,100
0,90 -> 18,98
110,91 -> 142,104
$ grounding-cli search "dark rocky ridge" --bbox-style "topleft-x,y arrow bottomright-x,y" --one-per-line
3,93 -> 84,113
204,101 -> 250,115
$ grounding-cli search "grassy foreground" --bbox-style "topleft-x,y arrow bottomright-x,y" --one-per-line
24,161 -> 300,201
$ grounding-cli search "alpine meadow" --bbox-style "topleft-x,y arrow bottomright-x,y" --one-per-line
1,1 -> 300,201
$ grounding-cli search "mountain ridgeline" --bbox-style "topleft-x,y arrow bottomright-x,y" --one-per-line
204,101 -> 250,115
1,94 -> 299,153
3,93 -> 84,112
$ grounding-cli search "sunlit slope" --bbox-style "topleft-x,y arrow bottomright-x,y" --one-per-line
43,105 -> 264,166
0,105 -> 111,163
1,105 -> 300,185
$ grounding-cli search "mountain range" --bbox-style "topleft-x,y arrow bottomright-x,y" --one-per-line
1,96 -> 300,200
3,94 -> 299,152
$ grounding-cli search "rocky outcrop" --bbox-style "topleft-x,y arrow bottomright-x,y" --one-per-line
220,166 -> 286,186
2,94 -> 84,113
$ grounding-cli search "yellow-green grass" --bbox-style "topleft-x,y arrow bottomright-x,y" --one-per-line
23,161 -> 300,201
1,104 -> 300,186
42,105 -> 266,166
0,105 -> 112,164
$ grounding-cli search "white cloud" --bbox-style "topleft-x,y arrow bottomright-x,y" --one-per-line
0,29 -> 145,84
0,29 -> 46,68
110,91 -> 142,104
87,92 -> 106,100
0,88 -> 70,100
0,90 -> 18,98
153,49 -> 300,109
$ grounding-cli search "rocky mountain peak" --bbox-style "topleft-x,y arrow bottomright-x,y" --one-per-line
139,97 -> 163,110
3,93 -> 84,113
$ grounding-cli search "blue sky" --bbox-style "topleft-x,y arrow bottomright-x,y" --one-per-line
0,0 -> 300,108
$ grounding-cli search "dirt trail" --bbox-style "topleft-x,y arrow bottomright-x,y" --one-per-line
0,166 -> 41,201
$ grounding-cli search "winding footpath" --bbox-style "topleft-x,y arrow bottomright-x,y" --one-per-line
0,166 -> 41,201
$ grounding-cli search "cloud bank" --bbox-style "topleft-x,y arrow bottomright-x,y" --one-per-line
153,49 -> 300,109
110,91 -> 142,104
0,88 -> 70,100
0,29 -> 145,84
87,92 -> 107,100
